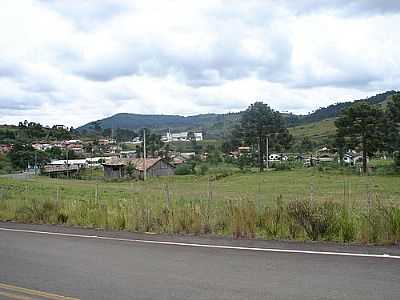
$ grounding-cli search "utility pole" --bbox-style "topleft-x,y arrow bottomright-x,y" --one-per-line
34,151 -> 38,175
266,136 -> 269,169
91,148 -> 94,179
66,149 -> 69,178
143,129 -> 147,181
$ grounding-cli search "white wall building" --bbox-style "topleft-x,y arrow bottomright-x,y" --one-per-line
162,131 -> 203,142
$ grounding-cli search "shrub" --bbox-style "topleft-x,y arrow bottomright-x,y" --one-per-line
15,199 -> 60,223
287,200 -> 339,240
198,164 -> 209,176
273,162 -> 291,171
175,164 -> 193,175
394,151 -> 400,171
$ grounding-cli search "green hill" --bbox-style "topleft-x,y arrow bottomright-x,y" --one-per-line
77,90 -> 398,141
289,118 -> 337,143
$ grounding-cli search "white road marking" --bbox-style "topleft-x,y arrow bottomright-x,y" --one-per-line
1,227 -> 399,259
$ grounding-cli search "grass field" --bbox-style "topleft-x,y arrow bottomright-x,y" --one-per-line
289,118 -> 337,143
1,167 -> 399,243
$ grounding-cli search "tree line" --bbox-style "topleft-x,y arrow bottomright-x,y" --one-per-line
335,94 -> 400,173
223,94 -> 400,174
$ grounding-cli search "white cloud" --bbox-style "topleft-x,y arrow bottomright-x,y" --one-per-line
0,0 -> 399,127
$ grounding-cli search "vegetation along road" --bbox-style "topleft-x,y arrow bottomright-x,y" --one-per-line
1,166 -> 400,243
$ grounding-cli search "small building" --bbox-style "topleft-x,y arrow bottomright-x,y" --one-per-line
120,150 -> 137,159
41,164 -> 80,177
180,152 -> 196,160
269,154 -> 281,161
316,147 -> 334,162
103,157 -> 175,179
32,143 -> 53,151
238,146 -> 251,154
161,131 -> 203,142
49,159 -> 88,169
170,155 -> 186,166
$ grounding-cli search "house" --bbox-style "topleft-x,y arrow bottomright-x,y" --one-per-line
161,131 -> 203,142
32,143 -> 53,151
120,150 -> 137,159
179,152 -> 196,160
49,159 -> 88,169
269,154 -> 281,161
319,154 -> 334,162
170,155 -> 186,166
86,157 -> 112,167
238,146 -> 251,154
41,164 -> 80,177
66,143 -> 84,154
343,153 -> 364,165
316,147 -> 334,162
98,139 -> 116,145
103,157 -> 175,179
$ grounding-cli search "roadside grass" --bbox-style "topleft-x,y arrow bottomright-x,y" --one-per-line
1,168 -> 400,244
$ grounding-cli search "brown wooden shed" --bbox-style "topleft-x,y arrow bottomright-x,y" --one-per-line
103,158 -> 175,179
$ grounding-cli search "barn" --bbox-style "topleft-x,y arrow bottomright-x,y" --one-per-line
103,158 -> 175,179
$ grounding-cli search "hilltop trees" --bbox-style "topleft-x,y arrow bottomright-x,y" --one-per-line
335,102 -> 385,174
385,94 -> 400,154
136,129 -> 163,157
240,102 -> 292,172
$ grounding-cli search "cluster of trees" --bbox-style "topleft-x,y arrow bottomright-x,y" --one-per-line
335,94 -> 400,173
16,120 -> 73,141
5,143 -> 77,171
102,128 -> 138,142
0,120 -> 78,172
134,129 -> 163,158
224,102 -> 293,172
0,129 -> 16,143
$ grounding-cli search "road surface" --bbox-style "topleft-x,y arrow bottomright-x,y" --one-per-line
0,222 -> 399,299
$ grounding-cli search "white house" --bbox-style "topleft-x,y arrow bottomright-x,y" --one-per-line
269,154 -> 281,161
161,131 -> 203,142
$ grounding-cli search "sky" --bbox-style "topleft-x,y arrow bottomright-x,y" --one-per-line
0,0 -> 399,127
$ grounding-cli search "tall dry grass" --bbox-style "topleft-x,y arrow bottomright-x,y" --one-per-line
1,185 -> 399,244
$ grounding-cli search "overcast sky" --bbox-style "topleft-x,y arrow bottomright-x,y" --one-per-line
1,0 -> 399,127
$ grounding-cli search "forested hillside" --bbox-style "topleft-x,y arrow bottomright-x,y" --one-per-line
77,91 -> 398,140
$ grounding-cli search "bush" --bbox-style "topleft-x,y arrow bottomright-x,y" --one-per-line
175,164 -> 193,175
197,164 -> 209,176
394,151 -> 400,171
272,162 -> 291,171
287,200 -> 339,240
15,199 -> 61,223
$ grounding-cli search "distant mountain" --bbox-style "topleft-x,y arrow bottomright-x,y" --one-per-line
286,90 -> 398,126
78,113 -> 242,138
78,90 -> 398,139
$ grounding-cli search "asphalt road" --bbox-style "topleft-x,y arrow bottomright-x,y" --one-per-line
0,223 -> 399,300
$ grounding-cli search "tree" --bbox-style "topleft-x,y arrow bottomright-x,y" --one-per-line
187,131 -> 201,154
240,102 -> 292,172
45,147 -> 63,160
335,102 -> 385,174
385,94 -> 400,154
299,137 -> 315,153
126,162 -> 135,178
7,143 -> 49,170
